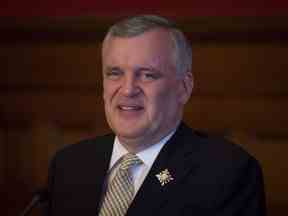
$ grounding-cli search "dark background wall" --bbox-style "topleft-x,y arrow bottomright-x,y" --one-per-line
1,0 -> 288,16
1,2 -> 288,215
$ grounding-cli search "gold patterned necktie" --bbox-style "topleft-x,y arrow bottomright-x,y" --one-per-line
99,153 -> 142,216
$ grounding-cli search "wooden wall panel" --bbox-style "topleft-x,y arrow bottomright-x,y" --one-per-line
2,0 -> 288,17
0,129 -> 4,186
227,133 -> 288,215
192,44 -> 288,96
2,43 -> 102,86
1,17 -> 288,215
1,92 -> 288,134
2,43 -> 288,96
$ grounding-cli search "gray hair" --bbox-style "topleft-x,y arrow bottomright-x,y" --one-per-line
105,15 -> 192,76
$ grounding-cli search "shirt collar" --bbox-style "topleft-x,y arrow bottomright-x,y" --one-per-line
109,129 -> 176,169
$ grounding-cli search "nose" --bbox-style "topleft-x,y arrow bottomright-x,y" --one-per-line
120,74 -> 141,97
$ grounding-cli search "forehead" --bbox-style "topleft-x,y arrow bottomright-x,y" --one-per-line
102,29 -> 174,67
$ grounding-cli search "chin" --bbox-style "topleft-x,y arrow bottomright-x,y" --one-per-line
117,129 -> 144,138
114,126 -> 148,139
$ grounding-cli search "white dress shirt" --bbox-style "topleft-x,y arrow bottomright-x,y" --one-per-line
107,130 -> 176,198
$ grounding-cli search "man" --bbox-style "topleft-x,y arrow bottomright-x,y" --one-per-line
47,15 -> 266,216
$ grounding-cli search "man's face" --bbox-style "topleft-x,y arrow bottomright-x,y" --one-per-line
102,29 -> 191,151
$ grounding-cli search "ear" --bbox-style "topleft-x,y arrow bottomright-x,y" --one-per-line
179,71 -> 193,104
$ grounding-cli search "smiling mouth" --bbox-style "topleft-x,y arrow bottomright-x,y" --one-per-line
118,105 -> 144,111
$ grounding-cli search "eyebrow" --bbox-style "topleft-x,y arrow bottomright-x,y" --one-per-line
134,66 -> 162,74
103,66 -> 121,72
104,65 -> 161,73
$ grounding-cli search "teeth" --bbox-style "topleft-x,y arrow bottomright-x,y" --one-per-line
119,106 -> 141,110
121,106 -> 135,110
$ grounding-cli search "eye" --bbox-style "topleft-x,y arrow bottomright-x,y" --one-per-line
139,69 -> 162,82
104,67 -> 123,80
143,72 -> 157,80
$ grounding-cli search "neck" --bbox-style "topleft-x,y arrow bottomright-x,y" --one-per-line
117,122 -> 180,153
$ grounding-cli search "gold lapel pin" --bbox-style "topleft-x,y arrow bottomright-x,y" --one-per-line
156,169 -> 174,186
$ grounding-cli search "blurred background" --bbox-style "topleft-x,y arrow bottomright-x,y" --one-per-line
1,1 -> 288,215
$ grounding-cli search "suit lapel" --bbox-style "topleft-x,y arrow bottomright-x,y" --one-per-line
91,135 -> 115,211
126,123 -> 200,216
73,135 -> 115,215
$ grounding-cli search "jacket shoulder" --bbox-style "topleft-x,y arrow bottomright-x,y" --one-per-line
51,133 -> 114,163
178,123 -> 257,166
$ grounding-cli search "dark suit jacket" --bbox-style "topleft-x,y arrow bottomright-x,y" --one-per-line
47,123 -> 266,216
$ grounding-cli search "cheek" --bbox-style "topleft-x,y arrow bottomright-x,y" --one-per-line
103,82 -> 117,102
102,81 -> 108,98
103,87 -> 110,99
153,86 -> 180,113
147,88 -> 171,114
102,91 -> 109,106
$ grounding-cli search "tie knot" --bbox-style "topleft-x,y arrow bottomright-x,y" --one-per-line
119,153 -> 142,170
